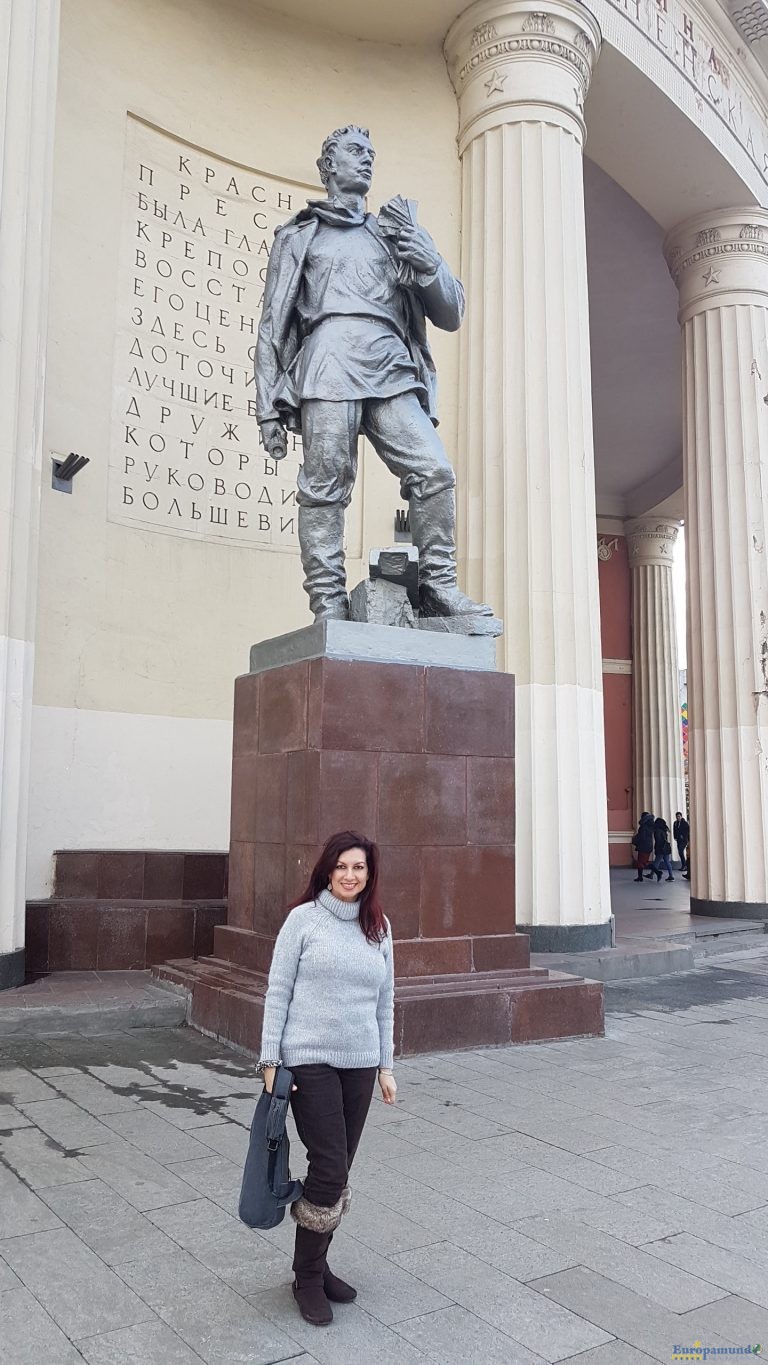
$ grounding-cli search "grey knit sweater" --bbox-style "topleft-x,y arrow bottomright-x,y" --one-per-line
259,889 -> 395,1070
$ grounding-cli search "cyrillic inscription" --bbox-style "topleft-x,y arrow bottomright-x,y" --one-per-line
109,116 -> 313,548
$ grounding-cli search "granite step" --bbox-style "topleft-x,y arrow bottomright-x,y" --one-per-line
0,971 -> 188,1036
153,955 -> 604,1056
25,899 -> 227,975
532,921 -> 768,982
691,927 -> 768,958
532,940 -> 695,982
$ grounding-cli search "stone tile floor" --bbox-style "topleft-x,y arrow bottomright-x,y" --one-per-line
3,948 -> 768,1363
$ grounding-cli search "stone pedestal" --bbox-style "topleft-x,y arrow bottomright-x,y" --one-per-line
443,0 -> 612,951
157,626 -> 603,1054
626,517 -> 686,827
664,209 -> 768,920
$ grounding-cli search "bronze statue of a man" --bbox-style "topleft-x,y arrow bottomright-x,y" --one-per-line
255,124 -> 492,622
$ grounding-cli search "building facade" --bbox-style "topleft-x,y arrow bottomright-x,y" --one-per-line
2,0 -> 767,987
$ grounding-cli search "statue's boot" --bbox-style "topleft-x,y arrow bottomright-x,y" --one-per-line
409,487 -> 493,618
298,505 -> 350,620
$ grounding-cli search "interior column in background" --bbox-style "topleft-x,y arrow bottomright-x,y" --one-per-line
626,516 -> 686,831
444,0 -> 611,949
664,209 -> 768,919
0,0 -> 60,987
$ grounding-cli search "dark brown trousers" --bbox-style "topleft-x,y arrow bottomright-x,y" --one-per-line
290,1064 -> 376,1284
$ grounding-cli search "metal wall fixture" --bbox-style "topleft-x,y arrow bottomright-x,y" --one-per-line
51,451 -> 90,492
393,507 -> 411,542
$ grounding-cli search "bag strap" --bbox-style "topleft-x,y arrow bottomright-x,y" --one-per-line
265,1066 -> 292,1146
265,1067 -> 301,1202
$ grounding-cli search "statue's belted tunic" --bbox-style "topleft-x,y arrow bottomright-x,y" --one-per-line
256,199 -> 463,617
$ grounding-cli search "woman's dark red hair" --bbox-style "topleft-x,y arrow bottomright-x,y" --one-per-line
291,830 -> 386,943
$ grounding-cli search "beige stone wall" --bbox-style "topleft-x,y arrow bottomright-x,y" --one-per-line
28,0 -> 461,894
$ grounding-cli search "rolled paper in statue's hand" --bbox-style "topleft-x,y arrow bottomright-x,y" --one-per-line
379,196 -> 420,285
378,195 -> 419,235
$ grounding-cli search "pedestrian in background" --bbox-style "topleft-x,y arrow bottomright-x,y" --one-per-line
648,816 -> 675,881
631,812 -> 655,882
673,811 -> 689,872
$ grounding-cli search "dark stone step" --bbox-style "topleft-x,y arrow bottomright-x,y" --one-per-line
26,901 -> 227,974
52,849 -> 228,901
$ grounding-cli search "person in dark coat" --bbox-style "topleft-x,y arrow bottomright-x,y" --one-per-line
631,812 -> 655,882
648,817 -> 674,881
673,812 -> 690,873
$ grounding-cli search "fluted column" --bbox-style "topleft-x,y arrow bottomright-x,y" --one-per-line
0,0 -> 60,987
444,0 -> 611,949
626,517 -> 686,829
664,209 -> 768,919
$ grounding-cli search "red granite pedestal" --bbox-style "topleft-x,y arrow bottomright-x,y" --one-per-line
158,636 -> 603,1053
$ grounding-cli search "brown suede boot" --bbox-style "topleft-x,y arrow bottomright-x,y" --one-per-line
323,1266 -> 357,1303
292,1279 -> 332,1326
292,1225 -> 332,1327
322,1230 -> 356,1302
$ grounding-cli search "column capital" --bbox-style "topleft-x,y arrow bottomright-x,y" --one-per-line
444,0 -> 601,154
626,516 -> 680,569
664,208 -> 768,322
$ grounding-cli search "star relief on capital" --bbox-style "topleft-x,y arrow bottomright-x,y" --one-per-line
703,266 -> 721,287
484,68 -> 507,96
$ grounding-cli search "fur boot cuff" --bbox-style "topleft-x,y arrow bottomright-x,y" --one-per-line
291,1193 -> 345,1234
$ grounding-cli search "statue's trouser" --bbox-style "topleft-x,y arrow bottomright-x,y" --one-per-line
297,393 -> 456,616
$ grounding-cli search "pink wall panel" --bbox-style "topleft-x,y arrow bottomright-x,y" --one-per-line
598,537 -> 631,660
597,535 -> 633,866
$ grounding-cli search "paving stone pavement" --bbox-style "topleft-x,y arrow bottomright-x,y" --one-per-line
2,949 -> 768,1364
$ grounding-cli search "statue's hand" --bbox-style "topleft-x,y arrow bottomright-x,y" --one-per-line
396,225 -> 441,276
260,419 -> 288,460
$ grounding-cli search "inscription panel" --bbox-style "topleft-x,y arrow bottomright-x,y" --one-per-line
109,116 -> 312,549
603,0 -> 768,186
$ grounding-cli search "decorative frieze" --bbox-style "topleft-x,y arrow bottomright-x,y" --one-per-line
522,12 -> 556,34
445,0 -> 601,152
471,20 -> 498,46
626,518 -> 680,568
597,535 -> 619,561
664,210 -> 768,319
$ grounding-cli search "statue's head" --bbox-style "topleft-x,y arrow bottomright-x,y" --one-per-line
317,125 -> 374,196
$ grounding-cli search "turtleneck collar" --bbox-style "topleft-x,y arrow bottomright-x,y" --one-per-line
317,888 -> 362,921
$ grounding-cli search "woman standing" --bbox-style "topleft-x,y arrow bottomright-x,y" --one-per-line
257,830 -> 396,1327
649,816 -> 675,881
631,812 -> 655,882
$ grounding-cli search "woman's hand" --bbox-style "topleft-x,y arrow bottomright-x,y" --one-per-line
262,1066 -> 296,1094
378,1069 -> 397,1105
